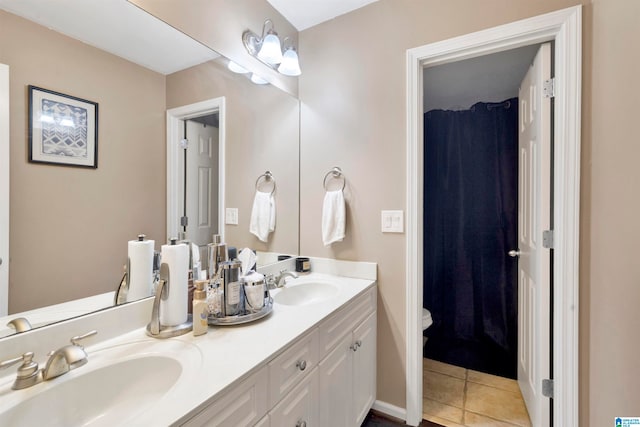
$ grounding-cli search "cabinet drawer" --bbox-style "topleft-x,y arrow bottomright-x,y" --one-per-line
269,329 -> 319,407
182,368 -> 268,427
318,286 -> 376,356
269,368 -> 319,427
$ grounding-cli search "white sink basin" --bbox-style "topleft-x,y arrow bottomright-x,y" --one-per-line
0,339 -> 202,426
274,281 -> 339,306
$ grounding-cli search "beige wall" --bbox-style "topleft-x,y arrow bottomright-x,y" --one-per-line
1,11 -> 166,313
132,0 -> 299,97
166,60 -> 300,255
299,0 -> 640,425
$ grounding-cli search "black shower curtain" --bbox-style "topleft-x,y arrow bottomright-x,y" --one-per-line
423,98 -> 518,375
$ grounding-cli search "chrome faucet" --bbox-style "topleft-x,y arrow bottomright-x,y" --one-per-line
267,270 -> 299,289
6,317 -> 33,333
42,330 -> 97,381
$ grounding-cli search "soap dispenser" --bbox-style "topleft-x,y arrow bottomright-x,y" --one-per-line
192,280 -> 208,336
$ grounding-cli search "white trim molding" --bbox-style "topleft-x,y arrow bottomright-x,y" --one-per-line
405,6 -> 581,426
0,64 -> 9,316
166,97 -> 226,243
372,400 -> 407,422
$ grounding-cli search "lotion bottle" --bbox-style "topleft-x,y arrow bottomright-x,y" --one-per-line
193,280 -> 208,336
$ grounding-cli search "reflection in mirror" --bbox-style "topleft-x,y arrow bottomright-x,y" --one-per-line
0,1 -> 300,338
185,114 -> 220,247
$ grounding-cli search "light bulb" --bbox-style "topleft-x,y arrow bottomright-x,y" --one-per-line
257,32 -> 283,64
278,48 -> 301,76
250,73 -> 269,85
227,61 -> 249,74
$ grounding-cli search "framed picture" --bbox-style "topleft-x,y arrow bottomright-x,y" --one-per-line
28,85 -> 98,168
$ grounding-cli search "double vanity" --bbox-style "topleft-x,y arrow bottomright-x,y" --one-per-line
0,258 -> 377,426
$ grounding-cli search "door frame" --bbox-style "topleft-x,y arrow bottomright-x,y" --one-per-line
166,97 -> 226,243
0,64 -> 9,316
405,6 -> 581,426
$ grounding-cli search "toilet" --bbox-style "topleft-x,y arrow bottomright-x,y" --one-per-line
422,308 -> 433,346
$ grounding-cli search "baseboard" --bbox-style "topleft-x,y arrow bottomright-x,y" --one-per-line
371,400 -> 407,422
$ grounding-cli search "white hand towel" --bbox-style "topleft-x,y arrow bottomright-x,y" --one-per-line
250,191 -> 276,242
322,190 -> 346,246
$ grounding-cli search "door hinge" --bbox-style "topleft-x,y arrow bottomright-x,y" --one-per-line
180,216 -> 188,227
543,229 -> 554,249
543,78 -> 556,98
542,378 -> 554,398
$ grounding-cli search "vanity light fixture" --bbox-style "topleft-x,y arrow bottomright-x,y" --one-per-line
250,73 -> 269,85
242,19 -> 302,76
227,60 -> 250,74
278,40 -> 301,77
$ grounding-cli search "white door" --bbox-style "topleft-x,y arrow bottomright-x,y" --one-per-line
185,120 -> 219,246
516,42 -> 552,427
0,64 -> 9,316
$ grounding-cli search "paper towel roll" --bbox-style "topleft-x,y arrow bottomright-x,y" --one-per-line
127,239 -> 155,302
160,242 -> 189,326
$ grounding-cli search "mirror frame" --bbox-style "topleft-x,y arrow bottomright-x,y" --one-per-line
0,63 -> 8,316
166,97 -> 226,243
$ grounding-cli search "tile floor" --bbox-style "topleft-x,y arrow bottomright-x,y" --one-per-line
423,358 -> 532,427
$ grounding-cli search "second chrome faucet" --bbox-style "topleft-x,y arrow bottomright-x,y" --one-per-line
42,330 -> 97,381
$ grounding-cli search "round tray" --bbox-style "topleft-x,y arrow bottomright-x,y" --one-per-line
207,297 -> 273,326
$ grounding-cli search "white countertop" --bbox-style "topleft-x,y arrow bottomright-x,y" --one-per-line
0,272 -> 375,426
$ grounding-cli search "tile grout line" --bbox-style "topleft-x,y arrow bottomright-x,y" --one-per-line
461,368 -> 468,426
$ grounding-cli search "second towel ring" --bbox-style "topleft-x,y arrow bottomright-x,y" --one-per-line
255,171 -> 276,195
323,166 -> 346,191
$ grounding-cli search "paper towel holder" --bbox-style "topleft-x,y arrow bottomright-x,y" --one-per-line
146,262 -> 192,338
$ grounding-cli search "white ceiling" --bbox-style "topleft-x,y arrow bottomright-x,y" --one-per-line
266,0 -> 380,30
423,45 -> 540,112
0,0 -> 379,75
0,0 -> 219,75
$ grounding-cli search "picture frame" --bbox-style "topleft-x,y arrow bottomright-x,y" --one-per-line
28,85 -> 98,168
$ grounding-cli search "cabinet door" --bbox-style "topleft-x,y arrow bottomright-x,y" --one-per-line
319,333 -> 352,427
352,312 -> 377,426
270,368 -> 319,427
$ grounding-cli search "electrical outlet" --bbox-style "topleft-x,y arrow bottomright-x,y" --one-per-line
381,210 -> 404,233
225,208 -> 238,225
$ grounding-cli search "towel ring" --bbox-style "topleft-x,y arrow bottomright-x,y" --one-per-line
323,166 -> 346,191
255,171 -> 276,195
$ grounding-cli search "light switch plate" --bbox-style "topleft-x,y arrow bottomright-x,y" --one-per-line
381,210 -> 404,233
225,208 -> 238,225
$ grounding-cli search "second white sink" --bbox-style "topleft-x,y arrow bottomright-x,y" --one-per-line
274,281 -> 339,306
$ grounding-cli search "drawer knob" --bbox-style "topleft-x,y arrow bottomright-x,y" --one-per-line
296,360 -> 307,371
350,340 -> 362,352
296,421 -> 307,427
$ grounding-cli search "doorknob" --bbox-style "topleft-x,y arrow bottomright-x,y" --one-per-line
508,250 -> 521,258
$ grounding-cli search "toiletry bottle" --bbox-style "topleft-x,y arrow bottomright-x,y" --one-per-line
193,280 -> 208,336
207,278 -> 224,317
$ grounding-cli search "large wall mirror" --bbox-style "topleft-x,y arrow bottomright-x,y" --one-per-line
0,0 -> 300,338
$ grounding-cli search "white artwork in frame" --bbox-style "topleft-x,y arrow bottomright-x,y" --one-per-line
28,85 -> 98,168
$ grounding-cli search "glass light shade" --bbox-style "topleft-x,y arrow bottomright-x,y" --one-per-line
227,61 -> 249,74
278,48 -> 301,76
257,32 -> 283,64
250,73 -> 269,85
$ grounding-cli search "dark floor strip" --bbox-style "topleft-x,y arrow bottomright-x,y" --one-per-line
360,411 -> 444,427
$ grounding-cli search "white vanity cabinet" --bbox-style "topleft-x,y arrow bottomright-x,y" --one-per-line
318,291 -> 377,427
180,285 -> 376,427
269,367 -> 319,427
182,367 -> 269,427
